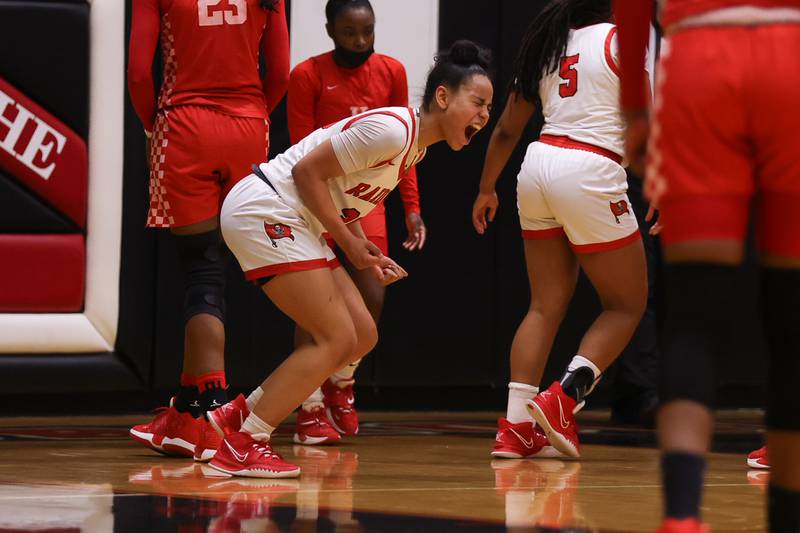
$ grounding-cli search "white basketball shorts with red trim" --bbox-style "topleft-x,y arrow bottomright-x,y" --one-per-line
517,140 -> 639,253
221,175 -> 338,282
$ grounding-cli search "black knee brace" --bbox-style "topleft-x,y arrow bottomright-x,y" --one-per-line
762,268 -> 800,431
174,230 -> 226,323
659,263 -> 738,408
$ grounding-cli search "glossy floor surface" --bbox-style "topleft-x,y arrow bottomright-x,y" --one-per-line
0,411 -> 767,532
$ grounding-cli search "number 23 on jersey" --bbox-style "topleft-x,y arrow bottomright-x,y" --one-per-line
198,0 -> 247,26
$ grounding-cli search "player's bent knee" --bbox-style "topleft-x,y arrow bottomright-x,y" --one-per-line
174,230 -> 226,323
355,319 -> 378,358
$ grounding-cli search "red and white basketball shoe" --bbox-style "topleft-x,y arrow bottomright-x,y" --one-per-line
208,393 -> 250,437
322,378 -> 359,436
209,431 -> 300,478
491,418 -> 562,458
747,445 -> 770,469
294,406 -> 342,445
655,518 -> 709,533
194,418 -> 222,462
129,400 -> 199,458
527,382 -> 581,458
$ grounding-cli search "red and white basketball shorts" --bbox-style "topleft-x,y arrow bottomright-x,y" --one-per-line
147,105 -> 269,229
517,140 -> 640,253
650,24 -> 800,257
323,207 -> 388,256
221,175 -> 339,282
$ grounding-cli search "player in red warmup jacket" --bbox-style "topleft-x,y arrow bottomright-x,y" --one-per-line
286,0 -> 427,444
616,1 -> 800,531
127,0 -> 289,463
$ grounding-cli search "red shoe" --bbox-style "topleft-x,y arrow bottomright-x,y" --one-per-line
129,401 -> 199,457
655,518 -> 709,533
208,393 -> 250,437
194,419 -> 222,462
209,431 -> 300,478
294,406 -> 342,445
322,378 -> 359,436
527,382 -> 580,458
491,418 -> 562,459
747,445 -> 770,469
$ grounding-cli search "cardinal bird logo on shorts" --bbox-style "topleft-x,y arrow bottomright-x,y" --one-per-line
264,222 -> 295,248
340,208 -> 361,224
609,200 -> 630,224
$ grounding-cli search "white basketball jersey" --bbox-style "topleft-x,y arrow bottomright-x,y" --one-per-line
539,23 -> 624,157
258,106 -> 423,235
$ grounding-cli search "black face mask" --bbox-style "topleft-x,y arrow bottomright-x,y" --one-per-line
333,45 -> 374,69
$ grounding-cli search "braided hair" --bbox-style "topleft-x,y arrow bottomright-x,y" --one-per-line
510,0 -> 612,102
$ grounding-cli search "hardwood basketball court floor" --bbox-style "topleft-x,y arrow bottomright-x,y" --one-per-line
0,411 -> 766,531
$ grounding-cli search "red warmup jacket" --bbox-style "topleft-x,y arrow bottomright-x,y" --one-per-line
288,51 -> 421,216
128,0 -> 290,132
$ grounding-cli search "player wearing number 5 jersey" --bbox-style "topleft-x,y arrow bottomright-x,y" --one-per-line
204,41 -> 493,478
473,0 -> 648,461
286,0 -> 427,444
127,0 -> 289,462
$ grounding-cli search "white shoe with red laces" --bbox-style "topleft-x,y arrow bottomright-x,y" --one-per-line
294,406 -> 342,445
208,431 -> 300,478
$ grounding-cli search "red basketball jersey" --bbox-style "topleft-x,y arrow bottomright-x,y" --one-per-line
129,0 -> 289,131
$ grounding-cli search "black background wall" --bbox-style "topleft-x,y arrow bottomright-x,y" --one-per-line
2,0 -> 768,411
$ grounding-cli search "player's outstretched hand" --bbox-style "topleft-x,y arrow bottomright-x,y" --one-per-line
342,237 -> 383,271
371,256 -> 408,286
472,190 -> 498,235
624,110 -> 649,176
403,212 -> 427,251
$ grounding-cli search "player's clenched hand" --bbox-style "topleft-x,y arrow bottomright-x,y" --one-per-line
342,236 -> 383,270
472,190 -> 498,234
403,212 -> 427,251
624,110 -> 649,176
371,256 -> 408,286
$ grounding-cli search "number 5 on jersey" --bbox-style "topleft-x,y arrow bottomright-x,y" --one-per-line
559,54 -> 580,98
198,0 -> 247,26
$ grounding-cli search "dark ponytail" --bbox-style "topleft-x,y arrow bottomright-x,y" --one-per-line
422,40 -> 493,111
325,0 -> 374,25
510,0 -> 612,102
260,0 -> 278,11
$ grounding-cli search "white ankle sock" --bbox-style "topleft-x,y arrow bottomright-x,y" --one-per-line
241,412 -> 275,442
245,386 -> 264,411
506,382 -> 539,423
331,359 -> 360,384
302,387 -> 325,411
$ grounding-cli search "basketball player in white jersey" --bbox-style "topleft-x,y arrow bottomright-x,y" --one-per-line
204,40 -> 493,478
473,0 -> 649,459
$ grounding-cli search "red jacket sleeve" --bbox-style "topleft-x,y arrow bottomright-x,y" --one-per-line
261,0 -> 290,115
127,0 -> 161,132
287,62 -> 320,144
386,60 -> 421,215
614,0 -> 653,111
